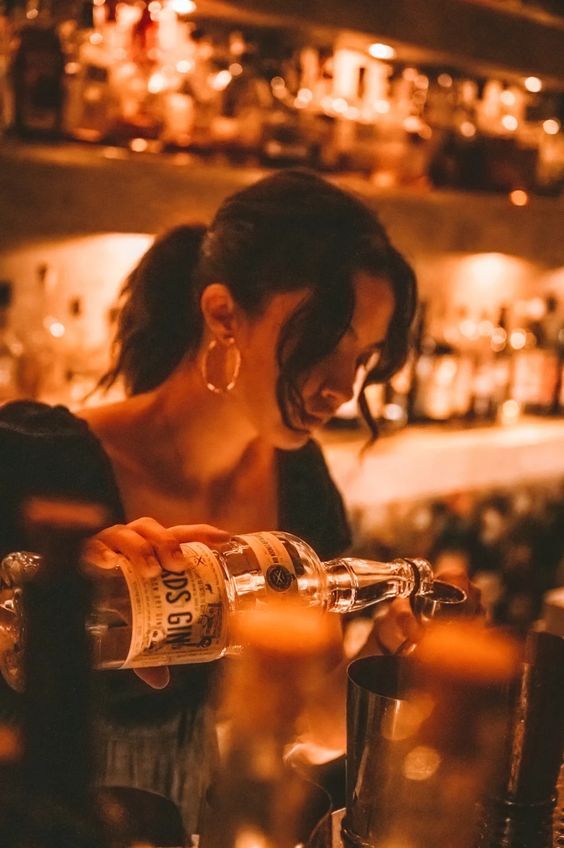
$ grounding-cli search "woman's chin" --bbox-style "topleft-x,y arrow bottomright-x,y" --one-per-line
273,424 -> 312,450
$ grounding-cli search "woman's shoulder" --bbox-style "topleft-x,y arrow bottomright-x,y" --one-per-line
0,400 -> 125,531
0,399 -> 90,439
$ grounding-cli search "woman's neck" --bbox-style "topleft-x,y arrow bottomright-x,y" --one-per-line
153,359 -> 265,484
83,358 -> 270,494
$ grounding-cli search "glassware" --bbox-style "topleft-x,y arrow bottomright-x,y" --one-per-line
0,530 -> 461,687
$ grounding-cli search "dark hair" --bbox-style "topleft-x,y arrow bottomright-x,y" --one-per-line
100,170 -> 417,438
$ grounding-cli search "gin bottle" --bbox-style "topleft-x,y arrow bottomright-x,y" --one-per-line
0,530 -> 438,685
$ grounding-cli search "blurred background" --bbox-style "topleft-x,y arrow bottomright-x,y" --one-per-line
0,0 -> 563,637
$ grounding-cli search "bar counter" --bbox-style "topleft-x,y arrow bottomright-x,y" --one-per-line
320,416 -> 564,512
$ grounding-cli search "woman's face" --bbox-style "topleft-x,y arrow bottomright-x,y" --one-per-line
234,271 -> 396,449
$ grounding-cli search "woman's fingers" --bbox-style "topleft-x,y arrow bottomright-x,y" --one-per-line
126,516 -> 189,573
87,524 -> 163,577
375,598 -> 425,655
134,667 -> 171,689
169,524 -> 232,547
82,519 -> 232,578
81,537 -> 120,571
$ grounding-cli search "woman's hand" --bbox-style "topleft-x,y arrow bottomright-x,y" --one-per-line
370,559 -> 483,656
82,517 -> 231,689
82,517 -> 230,577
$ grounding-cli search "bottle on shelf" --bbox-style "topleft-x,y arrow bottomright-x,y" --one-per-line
0,4 -> 13,134
540,294 -> 563,416
0,279 -> 25,405
10,0 -> 65,138
511,300 -> 560,417
63,0 -> 118,143
411,304 -> 463,423
467,309 -> 499,424
0,528 -> 454,687
489,305 -> 514,421
58,295 -> 107,408
15,262 -> 64,403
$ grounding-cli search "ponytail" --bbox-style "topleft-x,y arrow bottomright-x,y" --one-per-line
99,224 -> 207,396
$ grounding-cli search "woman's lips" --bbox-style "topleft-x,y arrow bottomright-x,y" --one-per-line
301,411 -> 332,428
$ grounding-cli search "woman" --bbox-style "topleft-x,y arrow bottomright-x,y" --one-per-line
0,169 -> 444,832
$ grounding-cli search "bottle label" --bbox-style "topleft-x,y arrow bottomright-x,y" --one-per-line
120,542 -> 228,668
237,532 -> 299,595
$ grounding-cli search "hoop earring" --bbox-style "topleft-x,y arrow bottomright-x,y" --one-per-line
201,338 -> 241,394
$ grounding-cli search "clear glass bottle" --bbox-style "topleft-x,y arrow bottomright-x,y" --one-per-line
0,279 -> 25,404
0,531 -> 435,687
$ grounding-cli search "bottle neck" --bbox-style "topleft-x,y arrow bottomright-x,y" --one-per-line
322,556 -> 433,613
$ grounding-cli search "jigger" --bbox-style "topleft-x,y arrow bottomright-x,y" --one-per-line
394,579 -> 467,654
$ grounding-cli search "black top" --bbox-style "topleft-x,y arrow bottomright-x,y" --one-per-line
0,400 -> 351,724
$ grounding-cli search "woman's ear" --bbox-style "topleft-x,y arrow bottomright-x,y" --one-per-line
200,283 -> 237,341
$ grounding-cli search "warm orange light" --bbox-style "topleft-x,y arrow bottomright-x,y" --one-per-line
210,70 -> 232,91
459,121 -> 476,138
543,119 -> 560,135
129,138 -> 149,153
499,399 -> 521,425
148,72 -> 167,94
509,329 -> 527,350
374,99 -> 391,114
48,320 -> 65,339
524,76 -> 542,93
171,0 -> 197,13
437,73 -> 453,88
368,43 -> 396,60
502,115 -> 518,132
500,90 -> 516,107
176,59 -> 194,74
509,189 -> 529,207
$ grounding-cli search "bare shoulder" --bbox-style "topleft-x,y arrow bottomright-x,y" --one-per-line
77,399 -> 133,437
76,396 -> 154,468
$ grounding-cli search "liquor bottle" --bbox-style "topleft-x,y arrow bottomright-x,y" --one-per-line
511,299 -> 560,416
0,5 -> 13,134
16,262 -> 63,402
411,305 -> 461,422
477,629 -> 564,848
59,296 -> 106,408
0,529 -> 439,685
0,721 -> 21,845
490,305 -> 514,419
0,279 -> 25,404
12,498 -> 114,848
63,1 -> 118,142
10,2 -> 65,138
205,603 -> 336,848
